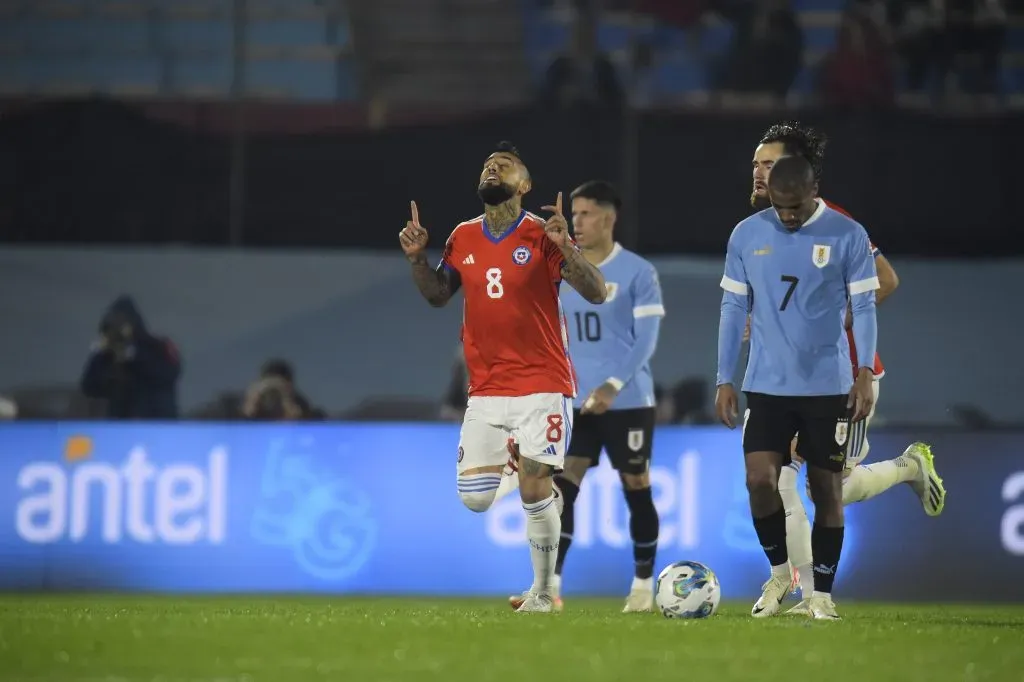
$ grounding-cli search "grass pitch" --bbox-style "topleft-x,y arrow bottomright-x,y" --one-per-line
2,596 -> 1022,682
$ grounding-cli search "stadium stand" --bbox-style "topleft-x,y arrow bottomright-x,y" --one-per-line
521,0 -> 1024,108
0,0 -> 358,100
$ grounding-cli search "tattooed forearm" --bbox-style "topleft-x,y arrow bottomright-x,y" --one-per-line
560,249 -> 607,303
410,254 -> 459,307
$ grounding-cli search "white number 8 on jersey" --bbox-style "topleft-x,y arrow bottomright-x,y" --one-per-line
486,267 -> 504,299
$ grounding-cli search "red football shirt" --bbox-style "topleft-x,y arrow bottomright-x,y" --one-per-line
441,210 -> 577,398
822,199 -> 886,378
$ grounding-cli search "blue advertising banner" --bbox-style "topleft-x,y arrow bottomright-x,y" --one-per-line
1,423 -> 1021,601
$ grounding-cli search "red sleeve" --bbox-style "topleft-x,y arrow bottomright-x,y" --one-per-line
440,228 -> 459,273
541,234 -> 577,282
823,199 -> 853,218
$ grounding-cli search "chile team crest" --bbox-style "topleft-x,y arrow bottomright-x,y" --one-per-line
512,246 -> 532,266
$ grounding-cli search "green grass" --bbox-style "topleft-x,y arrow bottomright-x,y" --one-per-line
2,596 -> 1023,682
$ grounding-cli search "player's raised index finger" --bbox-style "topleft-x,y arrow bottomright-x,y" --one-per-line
410,200 -> 420,226
555,192 -> 563,214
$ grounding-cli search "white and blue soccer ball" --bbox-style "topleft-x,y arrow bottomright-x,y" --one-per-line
655,560 -> 721,619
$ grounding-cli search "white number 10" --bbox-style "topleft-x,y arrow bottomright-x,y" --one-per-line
486,267 -> 504,299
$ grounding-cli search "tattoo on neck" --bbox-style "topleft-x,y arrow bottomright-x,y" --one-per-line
485,202 -> 520,238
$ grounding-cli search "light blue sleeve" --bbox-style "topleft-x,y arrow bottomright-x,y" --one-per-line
846,227 -> 879,371
607,263 -> 664,389
717,227 -> 748,386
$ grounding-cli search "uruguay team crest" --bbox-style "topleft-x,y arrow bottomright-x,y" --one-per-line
834,420 -> 849,446
512,246 -> 532,266
812,244 -> 831,268
605,282 -> 619,301
627,428 -> 644,452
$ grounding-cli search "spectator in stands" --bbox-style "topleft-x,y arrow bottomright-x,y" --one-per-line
890,0 -> 943,93
540,0 -> 625,109
948,0 -> 1007,96
80,295 -> 181,419
716,0 -> 803,100
818,3 -> 895,110
242,358 -> 325,421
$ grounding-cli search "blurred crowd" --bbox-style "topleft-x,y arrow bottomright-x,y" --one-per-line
539,0 -> 1015,110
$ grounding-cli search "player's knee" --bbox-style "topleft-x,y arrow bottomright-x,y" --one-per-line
620,471 -> 650,491
456,472 -> 501,513
745,467 -> 778,496
458,488 -> 496,513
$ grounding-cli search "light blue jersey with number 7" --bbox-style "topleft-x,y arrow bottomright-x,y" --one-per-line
716,201 -> 880,397
560,243 -> 665,410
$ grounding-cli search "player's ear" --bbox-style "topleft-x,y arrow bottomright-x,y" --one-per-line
518,176 -> 532,197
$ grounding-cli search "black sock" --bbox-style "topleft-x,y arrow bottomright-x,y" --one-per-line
624,486 -> 660,580
751,507 -> 789,567
811,524 -> 844,594
553,476 -> 579,575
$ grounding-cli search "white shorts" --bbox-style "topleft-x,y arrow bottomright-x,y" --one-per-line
844,379 -> 880,472
457,393 -> 573,474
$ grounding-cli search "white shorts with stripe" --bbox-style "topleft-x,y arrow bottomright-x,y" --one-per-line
456,393 -> 574,475
844,379 -> 880,473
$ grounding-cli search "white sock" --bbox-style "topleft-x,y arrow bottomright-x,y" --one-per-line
494,471 -> 520,502
778,464 -> 814,595
523,494 -> 560,595
843,456 -> 920,504
550,573 -> 562,596
631,576 -> 653,592
811,590 -> 831,600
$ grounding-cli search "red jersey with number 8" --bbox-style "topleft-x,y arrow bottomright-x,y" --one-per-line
822,199 -> 886,379
440,210 -> 578,398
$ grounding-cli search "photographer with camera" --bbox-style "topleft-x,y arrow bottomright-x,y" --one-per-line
80,295 -> 181,419
241,358 -> 325,421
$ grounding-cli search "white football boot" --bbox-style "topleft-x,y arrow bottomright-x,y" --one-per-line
751,568 -> 797,618
622,578 -> 655,613
788,595 -> 841,620
515,592 -> 556,613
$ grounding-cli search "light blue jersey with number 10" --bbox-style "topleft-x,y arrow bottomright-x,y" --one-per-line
560,243 -> 665,411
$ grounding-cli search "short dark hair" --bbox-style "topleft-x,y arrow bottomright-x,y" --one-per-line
759,121 -> 827,182
494,140 -> 522,160
570,180 -> 622,210
767,155 -> 815,194
261,358 -> 294,383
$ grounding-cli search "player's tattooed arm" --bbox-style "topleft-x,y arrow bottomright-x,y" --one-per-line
560,249 -> 607,304
409,254 -> 462,307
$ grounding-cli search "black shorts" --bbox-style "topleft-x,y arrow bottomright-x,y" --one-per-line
742,393 -> 851,473
568,407 -> 656,474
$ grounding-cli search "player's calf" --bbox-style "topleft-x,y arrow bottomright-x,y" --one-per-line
621,472 -> 659,613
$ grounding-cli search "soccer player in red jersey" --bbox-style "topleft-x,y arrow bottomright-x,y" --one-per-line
746,122 -> 946,612
399,141 -> 607,613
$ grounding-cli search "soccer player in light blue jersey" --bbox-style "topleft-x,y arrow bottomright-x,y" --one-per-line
749,122 -> 945,609
508,180 -> 665,614
715,155 -> 878,621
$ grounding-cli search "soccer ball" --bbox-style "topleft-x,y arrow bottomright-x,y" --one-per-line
654,560 -> 721,619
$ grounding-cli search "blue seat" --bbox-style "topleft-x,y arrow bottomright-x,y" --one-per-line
335,55 -> 358,100
596,22 -> 631,53
525,20 -> 569,53
652,57 -> 706,94
21,53 -> 161,91
15,17 -> 152,52
247,19 -> 325,47
700,22 -> 733,54
326,15 -> 352,49
802,26 -> 837,51
246,55 -> 336,99
167,52 -> 233,94
158,18 -> 233,51
790,64 -> 818,94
